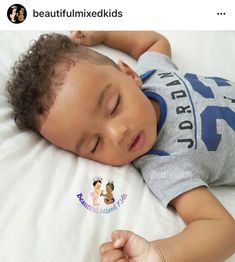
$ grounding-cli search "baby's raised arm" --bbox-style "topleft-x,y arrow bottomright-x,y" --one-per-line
155,187 -> 235,261
99,187 -> 235,262
70,31 -> 171,59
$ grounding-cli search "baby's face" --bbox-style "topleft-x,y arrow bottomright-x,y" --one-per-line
95,182 -> 101,190
40,60 -> 158,166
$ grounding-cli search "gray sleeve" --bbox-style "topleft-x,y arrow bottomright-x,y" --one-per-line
135,155 -> 208,208
135,51 -> 178,76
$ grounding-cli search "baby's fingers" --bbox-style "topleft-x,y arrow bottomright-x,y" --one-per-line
70,31 -> 106,46
70,31 -> 87,45
100,249 -> 127,262
100,241 -> 127,262
100,241 -> 115,254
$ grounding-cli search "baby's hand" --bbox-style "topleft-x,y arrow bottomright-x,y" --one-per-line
70,31 -> 106,46
100,230 -> 163,262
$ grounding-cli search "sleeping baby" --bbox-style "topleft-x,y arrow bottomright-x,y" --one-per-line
6,31 -> 235,261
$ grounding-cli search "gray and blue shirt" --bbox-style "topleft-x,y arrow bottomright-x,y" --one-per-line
132,52 -> 235,207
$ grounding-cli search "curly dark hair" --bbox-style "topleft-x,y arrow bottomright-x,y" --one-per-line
6,33 -> 117,131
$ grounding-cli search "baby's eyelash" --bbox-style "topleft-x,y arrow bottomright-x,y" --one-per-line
111,95 -> 121,115
91,95 -> 121,154
91,137 -> 100,154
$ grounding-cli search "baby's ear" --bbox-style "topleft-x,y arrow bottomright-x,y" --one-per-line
117,60 -> 142,88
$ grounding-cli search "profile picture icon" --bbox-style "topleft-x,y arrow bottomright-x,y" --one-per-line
7,4 -> 27,24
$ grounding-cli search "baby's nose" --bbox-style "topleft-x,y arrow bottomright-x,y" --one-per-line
107,123 -> 128,146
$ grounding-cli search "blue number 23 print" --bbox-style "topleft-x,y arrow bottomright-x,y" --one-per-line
201,106 -> 235,151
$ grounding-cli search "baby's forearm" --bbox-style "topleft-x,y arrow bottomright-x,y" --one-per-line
102,31 -> 168,60
153,219 -> 235,262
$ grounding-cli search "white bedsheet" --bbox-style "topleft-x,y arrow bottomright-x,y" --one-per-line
0,31 -> 235,262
